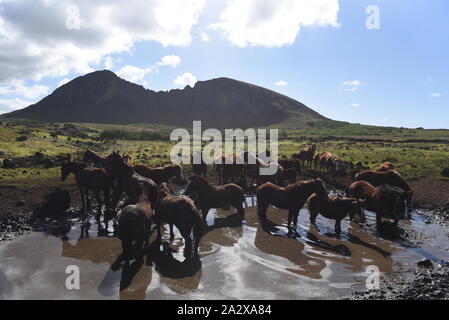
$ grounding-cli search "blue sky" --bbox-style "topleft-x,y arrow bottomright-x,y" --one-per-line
0,0 -> 447,128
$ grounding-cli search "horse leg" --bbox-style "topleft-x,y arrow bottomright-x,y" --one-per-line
95,190 -> 103,228
169,223 -> 175,241
85,189 -> 91,211
201,207 -> 210,222
335,219 -> 342,238
79,185 -> 86,212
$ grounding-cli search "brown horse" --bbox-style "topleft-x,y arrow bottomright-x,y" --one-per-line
308,193 -> 366,237
184,175 -> 245,221
297,144 -> 316,170
257,178 -> 328,234
318,152 -> 345,180
354,169 -> 413,213
214,154 -> 244,185
82,149 -> 107,167
375,162 -> 394,172
347,181 -> 406,227
244,151 -> 284,187
133,163 -> 186,185
279,158 -> 301,175
155,185 -> 206,257
61,161 -> 111,222
104,152 -> 158,209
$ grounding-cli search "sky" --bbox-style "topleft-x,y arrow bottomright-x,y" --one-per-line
0,0 -> 448,129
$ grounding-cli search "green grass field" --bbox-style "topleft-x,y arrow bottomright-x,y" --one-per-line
1,119 -> 448,189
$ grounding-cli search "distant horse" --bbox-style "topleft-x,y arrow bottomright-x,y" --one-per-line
278,157 -> 301,175
308,193 -> 366,237
257,178 -> 327,234
354,169 -> 413,213
347,181 -> 407,227
155,184 -> 206,257
61,161 -> 111,222
375,162 -> 395,172
105,152 -> 158,209
134,163 -> 186,185
184,175 -> 245,221
318,152 -> 345,180
243,151 -> 284,187
82,149 -> 107,167
191,151 -> 207,178
297,144 -> 316,170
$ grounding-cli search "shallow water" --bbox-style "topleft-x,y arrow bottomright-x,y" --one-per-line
1,196 -> 449,300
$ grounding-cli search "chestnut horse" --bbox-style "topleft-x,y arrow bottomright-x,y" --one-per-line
308,193 -> 366,237
375,162 -> 394,172
257,178 -> 328,234
318,152 -> 345,180
243,151 -> 284,187
133,163 -> 186,185
184,175 -> 245,221
354,169 -> 413,213
155,185 -> 206,257
104,152 -> 158,209
297,144 -> 316,170
347,181 -> 406,227
61,161 -> 111,222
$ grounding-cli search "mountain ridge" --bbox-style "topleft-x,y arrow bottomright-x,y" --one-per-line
1,70 -> 327,129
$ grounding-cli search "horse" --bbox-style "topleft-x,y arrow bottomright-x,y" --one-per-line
354,169 -> 413,213
318,152 -> 345,180
133,163 -> 186,185
308,193 -> 366,237
214,154 -> 244,185
116,179 -> 154,262
256,178 -> 328,234
375,162 -> 395,172
155,184 -> 206,257
104,152 -> 158,209
243,151 -> 284,187
61,161 -> 111,223
297,144 -> 317,170
278,158 -> 301,175
283,168 -> 297,184
347,181 -> 407,227
191,151 -> 207,178
82,149 -> 107,167
184,174 -> 245,221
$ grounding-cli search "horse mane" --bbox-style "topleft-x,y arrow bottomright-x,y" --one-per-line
193,174 -> 217,191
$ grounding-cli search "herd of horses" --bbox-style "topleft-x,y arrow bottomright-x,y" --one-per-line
59,146 -> 414,263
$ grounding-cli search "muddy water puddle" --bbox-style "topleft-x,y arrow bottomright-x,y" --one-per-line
1,196 -> 449,300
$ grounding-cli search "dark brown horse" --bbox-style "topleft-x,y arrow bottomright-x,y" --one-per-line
184,175 -> 245,221
354,169 -> 413,213
308,193 -> 366,237
155,185 -> 206,257
257,178 -> 328,234
347,181 -> 406,227
297,144 -> 316,170
61,161 -> 111,222
104,152 -> 158,209
214,154 -> 244,185
133,163 -> 186,185
243,152 -> 284,187
82,149 -> 107,167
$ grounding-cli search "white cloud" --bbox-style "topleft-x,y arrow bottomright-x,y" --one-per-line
0,98 -> 32,114
351,103 -> 360,107
157,55 -> 181,68
116,65 -> 147,82
342,80 -> 364,92
274,80 -> 288,86
103,56 -> 115,70
212,0 -> 340,47
199,31 -> 211,42
174,72 -> 197,87
0,0 -> 206,83
0,81 -> 49,99
430,92 -> 442,97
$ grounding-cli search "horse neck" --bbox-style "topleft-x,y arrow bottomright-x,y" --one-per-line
197,179 -> 216,196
